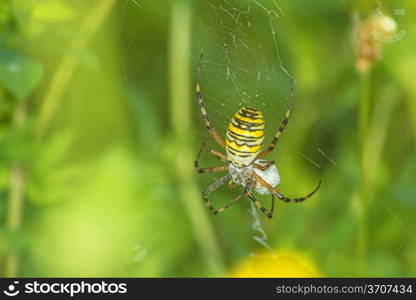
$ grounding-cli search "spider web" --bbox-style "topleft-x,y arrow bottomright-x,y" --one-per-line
115,0 -> 334,171
191,0 -> 338,176
193,0 -> 292,142
115,0 -> 416,275
189,2 -> 415,270
191,0 -> 326,253
116,0 -> 336,256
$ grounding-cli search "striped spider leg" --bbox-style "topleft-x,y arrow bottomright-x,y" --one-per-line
257,78 -> 294,159
202,176 -> 271,216
195,53 -> 225,148
245,179 -> 275,219
253,171 -> 322,203
194,142 -> 248,214
202,174 -> 248,215
194,141 -> 228,174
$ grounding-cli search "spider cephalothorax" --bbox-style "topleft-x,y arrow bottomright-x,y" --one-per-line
194,54 -> 321,219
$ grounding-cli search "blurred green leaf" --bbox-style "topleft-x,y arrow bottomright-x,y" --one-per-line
0,118 -> 39,163
0,48 -> 43,100
32,0 -> 74,23
0,227 -> 27,256
27,132 -> 82,205
0,0 -> 12,30
11,0 -> 75,37
0,88 -> 13,119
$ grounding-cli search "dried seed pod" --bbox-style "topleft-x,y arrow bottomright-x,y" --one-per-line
355,13 -> 398,73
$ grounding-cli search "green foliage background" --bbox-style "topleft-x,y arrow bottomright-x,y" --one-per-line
0,0 -> 415,277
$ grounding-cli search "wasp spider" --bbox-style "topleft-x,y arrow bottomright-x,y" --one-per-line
194,54 -> 321,219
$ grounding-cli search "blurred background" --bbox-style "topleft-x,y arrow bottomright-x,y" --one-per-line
0,0 -> 415,277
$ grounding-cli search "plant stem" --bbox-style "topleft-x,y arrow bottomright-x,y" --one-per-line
356,70 -> 397,276
4,103 -> 27,277
358,73 -> 371,148
357,71 -> 370,276
169,0 -> 225,275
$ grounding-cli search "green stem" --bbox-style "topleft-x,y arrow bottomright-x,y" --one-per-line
358,72 -> 371,149
356,70 -> 397,276
357,71 -> 371,276
4,103 -> 27,277
169,0 -> 225,276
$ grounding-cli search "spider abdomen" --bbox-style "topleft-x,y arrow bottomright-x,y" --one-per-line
226,107 -> 265,166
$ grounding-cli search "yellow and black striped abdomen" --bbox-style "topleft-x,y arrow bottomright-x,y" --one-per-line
226,107 -> 265,166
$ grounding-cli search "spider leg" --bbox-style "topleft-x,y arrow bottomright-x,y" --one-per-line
246,189 -> 274,219
195,141 -> 227,168
194,141 -> 228,173
194,141 -> 207,169
278,180 -> 321,203
209,149 -> 227,162
195,53 -> 225,148
253,166 -> 276,213
253,162 -> 276,213
211,190 -> 246,215
253,160 -> 275,171
202,174 -> 231,213
253,172 -> 321,203
257,78 -> 294,159
197,165 -> 228,174
245,180 -> 273,218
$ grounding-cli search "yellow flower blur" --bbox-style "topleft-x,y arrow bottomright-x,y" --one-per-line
231,250 -> 321,278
